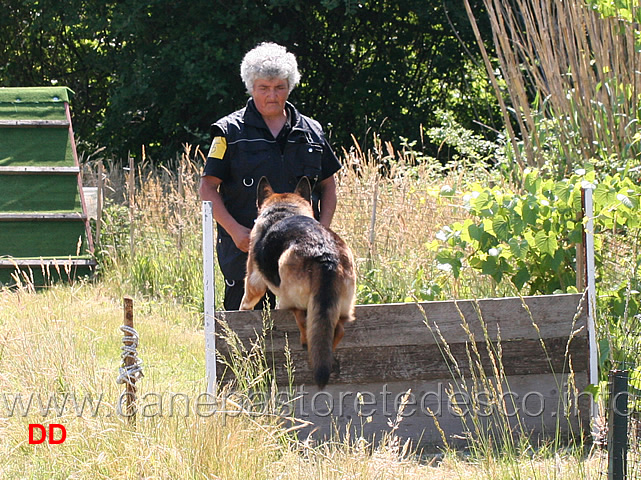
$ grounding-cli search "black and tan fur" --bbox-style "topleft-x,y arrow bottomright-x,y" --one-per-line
239,177 -> 356,388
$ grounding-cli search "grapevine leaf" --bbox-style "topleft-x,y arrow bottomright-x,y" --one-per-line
492,216 -> 510,242
508,237 -> 529,259
534,230 -> 558,255
512,266 -> 531,290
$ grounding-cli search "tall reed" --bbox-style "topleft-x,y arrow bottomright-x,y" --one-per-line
465,0 -> 641,179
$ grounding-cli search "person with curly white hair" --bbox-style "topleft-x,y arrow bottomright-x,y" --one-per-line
200,42 -> 342,311
240,42 -> 301,95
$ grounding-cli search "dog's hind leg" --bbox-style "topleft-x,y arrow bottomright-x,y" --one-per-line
291,309 -> 308,350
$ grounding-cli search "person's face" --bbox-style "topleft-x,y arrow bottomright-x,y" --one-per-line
252,77 -> 289,119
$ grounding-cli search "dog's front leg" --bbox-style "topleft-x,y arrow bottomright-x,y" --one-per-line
239,268 -> 268,310
332,316 -> 348,350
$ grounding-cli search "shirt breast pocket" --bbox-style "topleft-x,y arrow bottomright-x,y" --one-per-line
232,140 -> 275,189
295,142 -> 323,183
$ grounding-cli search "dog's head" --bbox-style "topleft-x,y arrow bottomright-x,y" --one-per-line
256,176 -> 313,216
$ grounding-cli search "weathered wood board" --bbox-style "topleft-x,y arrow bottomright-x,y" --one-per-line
215,294 -> 591,449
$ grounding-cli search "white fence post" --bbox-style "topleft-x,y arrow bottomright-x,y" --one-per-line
584,184 -> 599,440
583,186 -> 598,389
202,201 -> 216,395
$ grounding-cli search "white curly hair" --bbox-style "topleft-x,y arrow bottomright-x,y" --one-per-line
240,42 -> 301,95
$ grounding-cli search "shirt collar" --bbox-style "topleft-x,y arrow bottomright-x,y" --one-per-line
244,98 -> 301,131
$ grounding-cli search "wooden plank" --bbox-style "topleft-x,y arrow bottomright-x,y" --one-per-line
65,100 -> 94,254
220,294 -> 588,350
0,212 -> 86,221
0,119 -> 69,127
210,373 -> 590,450
218,335 -> 588,386
0,166 -> 79,175
0,258 -> 96,268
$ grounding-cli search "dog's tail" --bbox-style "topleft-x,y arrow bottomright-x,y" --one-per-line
307,263 -> 340,389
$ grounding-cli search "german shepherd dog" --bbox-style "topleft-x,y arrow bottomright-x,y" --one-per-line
239,177 -> 356,388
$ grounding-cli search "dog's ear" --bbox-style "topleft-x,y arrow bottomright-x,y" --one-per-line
294,176 -> 312,203
257,177 -> 274,208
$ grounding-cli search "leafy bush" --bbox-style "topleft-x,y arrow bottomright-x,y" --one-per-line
432,164 -> 641,384
432,169 -> 586,294
433,166 -> 640,296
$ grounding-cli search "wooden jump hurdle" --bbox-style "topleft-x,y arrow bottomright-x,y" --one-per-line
215,293 -> 591,450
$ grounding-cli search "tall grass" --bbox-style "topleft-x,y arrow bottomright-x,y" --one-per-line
88,139 -> 511,310
0,280 -> 606,479
335,137 -> 475,303
89,146 -> 214,310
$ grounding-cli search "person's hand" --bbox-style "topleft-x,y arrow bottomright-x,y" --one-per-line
230,224 -> 251,253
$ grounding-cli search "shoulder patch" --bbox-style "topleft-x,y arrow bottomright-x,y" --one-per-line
208,136 -> 227,159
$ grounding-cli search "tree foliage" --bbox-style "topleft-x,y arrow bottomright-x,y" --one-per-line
0,0 -> 497,160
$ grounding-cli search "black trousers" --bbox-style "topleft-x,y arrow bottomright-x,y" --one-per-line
223,279 -> 276,311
